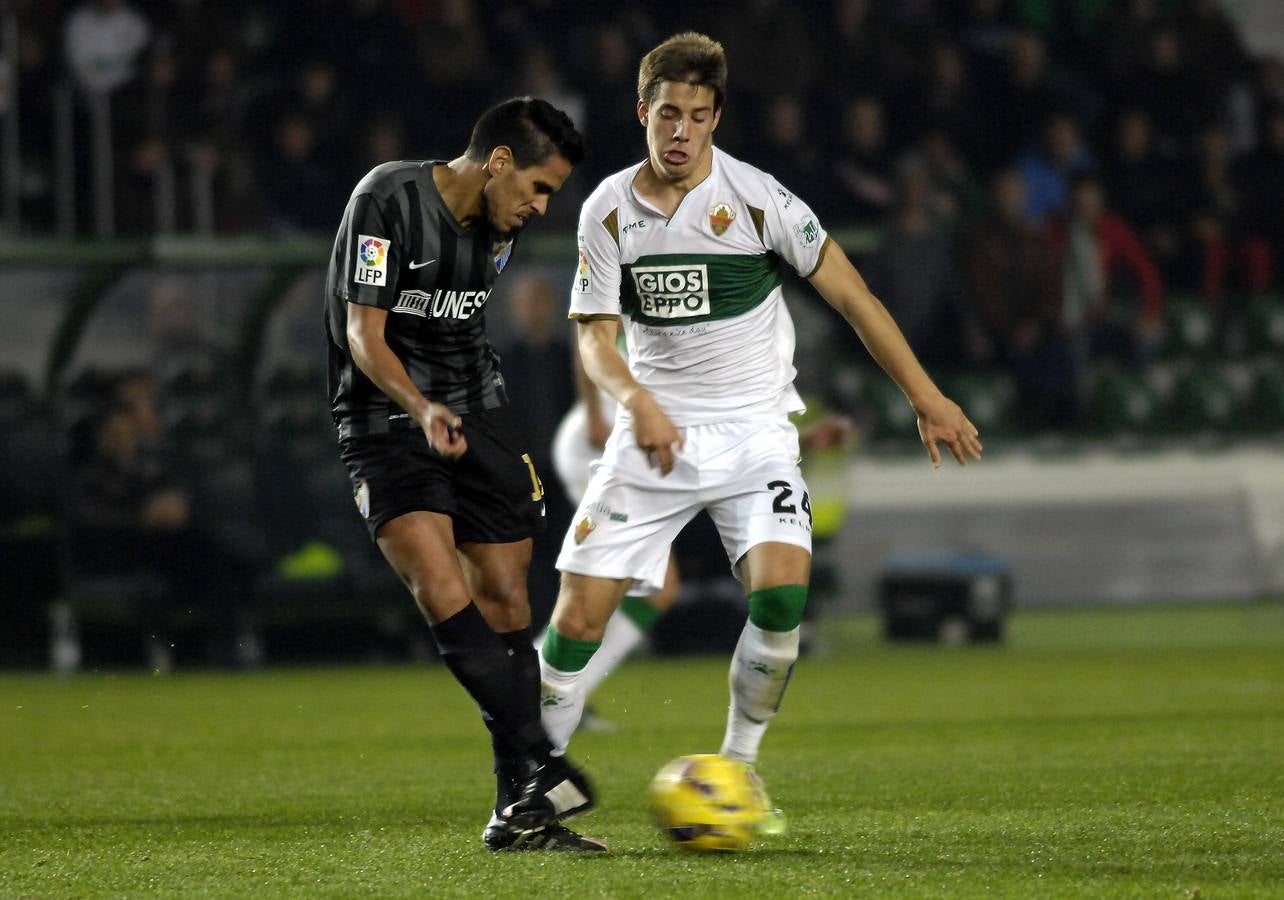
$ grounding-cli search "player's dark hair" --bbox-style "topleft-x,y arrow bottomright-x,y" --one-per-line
465,97 -> 585,168
638,32 -> 727,111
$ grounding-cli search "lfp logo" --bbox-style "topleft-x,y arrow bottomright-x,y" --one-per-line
354,234 -> 389,285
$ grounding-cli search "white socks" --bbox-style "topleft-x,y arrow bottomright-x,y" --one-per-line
537,609 -> 649,755
720,621 -> 800,763
576,610 -> 647,699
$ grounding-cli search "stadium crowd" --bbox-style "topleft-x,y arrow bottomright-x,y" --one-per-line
5,0 -> 1284,668
10,0 -> 1284,431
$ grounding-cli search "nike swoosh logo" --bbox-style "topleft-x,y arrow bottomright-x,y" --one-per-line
408,258 -> 437,269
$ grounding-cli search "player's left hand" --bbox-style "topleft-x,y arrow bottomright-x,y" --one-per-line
914,394 -> 982,468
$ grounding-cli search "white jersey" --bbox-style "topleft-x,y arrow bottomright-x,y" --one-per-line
569,148 -> 830,426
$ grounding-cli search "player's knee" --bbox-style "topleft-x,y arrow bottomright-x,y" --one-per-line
549,603 -> 607,642
747,584 -> 808,632
404,572 -> 470,624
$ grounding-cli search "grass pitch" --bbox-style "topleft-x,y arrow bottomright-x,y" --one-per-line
2,603 -> 1282,898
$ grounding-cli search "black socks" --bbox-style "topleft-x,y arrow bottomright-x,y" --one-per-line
431,604 -> 554,777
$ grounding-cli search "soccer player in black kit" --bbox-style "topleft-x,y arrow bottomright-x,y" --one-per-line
325,97 -> 604,852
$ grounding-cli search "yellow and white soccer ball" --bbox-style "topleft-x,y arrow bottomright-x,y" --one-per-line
650,754 -> 767,852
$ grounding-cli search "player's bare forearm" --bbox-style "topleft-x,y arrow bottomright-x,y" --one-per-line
575,316 -> 682,473
571,321 -> 615,445
808,245 -> 981,466
346,302 -> 465,455
575,318 -> 644,410
808,245 -> 940,407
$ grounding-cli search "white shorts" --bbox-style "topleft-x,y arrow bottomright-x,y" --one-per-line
552,402 -> 599,502
556,417 -> 813,596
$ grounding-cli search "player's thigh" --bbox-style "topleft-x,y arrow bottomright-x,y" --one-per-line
457,538 -> 533,631
375,510 -> 471,624
452,405 -> 547,544
704,423 -> 813,587
340,430 -> 456,540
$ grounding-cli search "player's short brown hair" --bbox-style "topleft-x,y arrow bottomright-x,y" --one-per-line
637,32 -> 727,111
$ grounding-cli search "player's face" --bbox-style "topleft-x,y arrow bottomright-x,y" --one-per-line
639,81 -> 720,185
483,151 -> 573,235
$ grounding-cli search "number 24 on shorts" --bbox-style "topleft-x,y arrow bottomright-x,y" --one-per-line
768,480 -> 811,527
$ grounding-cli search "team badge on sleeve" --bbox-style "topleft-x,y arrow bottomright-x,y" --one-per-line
492,238 -> 514,274
792,216 -> 820,248
575,247 -> 593,294
708,202 -> 736,236
355,235 -> 389,285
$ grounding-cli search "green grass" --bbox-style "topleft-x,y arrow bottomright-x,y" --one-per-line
3,603 -> 1283,898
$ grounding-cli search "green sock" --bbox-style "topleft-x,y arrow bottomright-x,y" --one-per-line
747,584 -> 808,632
620,595 -> 662,632
541,628 -> 601,673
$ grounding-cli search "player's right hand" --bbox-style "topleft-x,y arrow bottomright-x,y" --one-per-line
422,402 -> 467,458
628,391 -> 682,476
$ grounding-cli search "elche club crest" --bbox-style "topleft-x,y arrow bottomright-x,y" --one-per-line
708,202 -> 736,236
574,515 -> 596,544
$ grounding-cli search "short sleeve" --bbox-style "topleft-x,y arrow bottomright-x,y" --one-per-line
762,177 -> 830,279
335,192 -> 404,309
568,201 -> 623,319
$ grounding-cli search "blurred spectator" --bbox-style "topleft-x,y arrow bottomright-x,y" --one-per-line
64,372 -> 252,651
1105,108 -> 1186,283
987,29 -> 1098,164
414,0 -> 491,144
349,111 -> 409,185
908,39 -> 986,168
961,168 -> 1071,427
1017,112 -> 1096,222
1097,0 -> 1163,92
833,95 -> 897,224
1179,0 -> 1251,114
64,0 -> 150,96
578,22 -> 646,184
1236,105 -> 1284,293
755,95 -> 829,218
901,127 -> 978,224
1123,25 -> 1221,154
1186,126 -> 1272,310
817,0 -> 897,107
258,113 -> 342,233
1046,173 -> 1164,376
866,161 -> 960,368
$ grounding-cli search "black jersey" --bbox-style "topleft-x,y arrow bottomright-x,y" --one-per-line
325,160 -> 518,437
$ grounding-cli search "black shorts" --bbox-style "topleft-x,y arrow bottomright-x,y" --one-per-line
338,405 -> 546,543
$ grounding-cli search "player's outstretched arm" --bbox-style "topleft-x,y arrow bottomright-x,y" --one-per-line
575,316 -> 682,475
807,242 -> 982,467
346,302 -> 467,457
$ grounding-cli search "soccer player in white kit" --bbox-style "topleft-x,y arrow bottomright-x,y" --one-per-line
508,32 -> 982,829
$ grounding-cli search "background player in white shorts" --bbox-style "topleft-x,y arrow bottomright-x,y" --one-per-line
509,32 -> 981,829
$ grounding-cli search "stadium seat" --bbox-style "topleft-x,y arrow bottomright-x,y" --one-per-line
1243,295 -> 1284,358
1162,295 -> 1217,360
1247,364 -> 1284,432
1086,366 -> 1159,436
860,374 -> 919,441
1170,365 -> 1240,433
941,373 -> 1015,437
